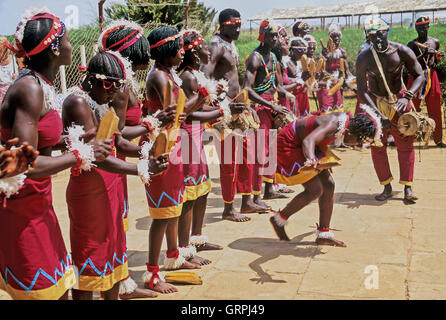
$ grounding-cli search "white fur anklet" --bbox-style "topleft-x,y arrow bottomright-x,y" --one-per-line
141,270 -> 165,286
163,254 -> 186,270
316,229 -> 335,239
190,234 -> 209,247
273,212 -> 288,227
179,246 -> 197,260
119,276 -> 138,295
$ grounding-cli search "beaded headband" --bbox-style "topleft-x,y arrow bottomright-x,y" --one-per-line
182,30 -> 203,51
150,32 -> 182,50
98,20 -> 144,53
5,9 -> 65,58
415,17 -> 430,26
222,18 -> 241,25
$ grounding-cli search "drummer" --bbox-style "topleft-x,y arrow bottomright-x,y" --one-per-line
243,18 -> 293,205
355,17 -> 424,204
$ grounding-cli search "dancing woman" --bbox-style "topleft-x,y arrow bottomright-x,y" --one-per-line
270,109 -> 383,246
0,8 -> 111,300
62,50 -> 168,300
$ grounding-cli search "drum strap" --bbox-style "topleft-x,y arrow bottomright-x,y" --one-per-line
370,47 -> 396,103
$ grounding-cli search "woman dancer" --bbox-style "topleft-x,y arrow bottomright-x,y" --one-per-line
98,20 -> 179,299
62,50 -> 168,300
270,107 -> 382,247
0,8 -> 111,300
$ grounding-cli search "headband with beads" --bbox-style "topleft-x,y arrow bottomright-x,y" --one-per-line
84,50 -> 134,85
150,32 -> 182,50
4,8 -> 65,58
415,17 -> 430,26
182,29 -> 203,51
98,20 -> 144,53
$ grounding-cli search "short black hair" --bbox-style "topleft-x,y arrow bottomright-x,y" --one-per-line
147,26 -> 180,62
21,18 -> 57,68
348,113 -> 376,142
219,8 -> 241,25
88,51 -> 124,80
105,27 -> 150,67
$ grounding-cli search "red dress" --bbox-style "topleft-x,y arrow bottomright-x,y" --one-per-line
141,90 -> 185,219
117,102 -> 142,232
275,114 -> 340,186
0,110 -> 76,300
66,136 -> 128,292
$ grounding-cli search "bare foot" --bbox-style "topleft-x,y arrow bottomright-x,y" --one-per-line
253,198 -> 272,210
179,260 -> 201,269
263,191 -> 289,200
189,255 -> 211,266
195,242 -> 223,251
269,216 -> 290,241
222,207 -> 251,222
277,186 -> 295,194
240,202 -> 270,213
145,280 -> 178,294
119,287 -> 158,299
316,237 -> 347,247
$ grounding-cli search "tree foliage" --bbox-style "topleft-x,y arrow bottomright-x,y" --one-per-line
105,0 -> 217,35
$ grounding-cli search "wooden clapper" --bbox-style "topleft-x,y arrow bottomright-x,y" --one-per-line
96,107 -> 120,140
153,80 -> 186,157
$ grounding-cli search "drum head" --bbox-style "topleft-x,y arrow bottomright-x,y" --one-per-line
398,113 -> 419,136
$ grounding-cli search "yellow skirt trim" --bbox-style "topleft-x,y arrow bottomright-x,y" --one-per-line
262,177 -> 274,183
149,203 -> 183,219
184,180 -> 211,202
275,148 -> 341,186
0,267 -> 76,300
76,262 -> 129,292
123,217 -> 129,233
380,177 -> 394,185
252,190 -> 262,196
223,200 -> 234,204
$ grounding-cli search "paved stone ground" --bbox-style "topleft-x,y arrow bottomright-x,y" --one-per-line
1,134 -> 446,300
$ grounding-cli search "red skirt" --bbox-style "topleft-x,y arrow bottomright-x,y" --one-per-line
181,122 -> 211,202
142,134 -> 185,219
0,177 -> 76,300
67,166 -> 128,292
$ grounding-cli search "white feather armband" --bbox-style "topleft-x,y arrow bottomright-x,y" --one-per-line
65,125 -> 95,173
141,110 -> 162,141
137,141 -> 154,185
0,173 -> 27,198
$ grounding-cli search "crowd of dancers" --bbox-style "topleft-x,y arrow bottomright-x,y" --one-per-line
0,6 -> 443,300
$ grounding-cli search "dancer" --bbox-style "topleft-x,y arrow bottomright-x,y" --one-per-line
0,8 -> 112,300
317,24 -> 353,114
243,18 -> 292,203
407,16 -> 445,147
141,26 -> 204,295
270,110 -> 382,246
0,37 -> 21,103
356,17 -> 424,203
62,50 -> 169,300
202,8 -> 254,221
292,20 -> 311,38
177,30 -> 246,264
99,20 -> 179,299
285,37 -> 312,118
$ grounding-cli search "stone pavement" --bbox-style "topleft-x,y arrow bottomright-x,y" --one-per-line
1,137 -> 446,300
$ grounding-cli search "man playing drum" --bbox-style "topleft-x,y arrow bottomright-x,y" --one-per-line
356,17 -> 425,204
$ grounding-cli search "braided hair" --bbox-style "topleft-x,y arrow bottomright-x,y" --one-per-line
177,32 -> 200,72
104,27 -> 150,67
147,26 -> 180,62
87,51 -> 124,80
292,20 -> 307,37
21,18 -> 58,69
348,113 -> 376,142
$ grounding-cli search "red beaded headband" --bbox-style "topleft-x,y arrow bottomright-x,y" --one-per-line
150,33 -> 181,49
6,13 -> 64,58
183,34 -> 203,51
222,18 -> 242,25
415,17 -> 430,26
102,27 -> 144,52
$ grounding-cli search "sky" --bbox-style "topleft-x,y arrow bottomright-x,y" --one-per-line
0,0 -> 359,35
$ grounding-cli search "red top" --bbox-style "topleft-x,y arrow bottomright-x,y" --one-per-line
0,109 -> 62,150
125,102 -> 142,126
